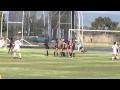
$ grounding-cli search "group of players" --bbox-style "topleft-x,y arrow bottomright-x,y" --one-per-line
8,37 -> 120,60
59,39 -> 76,57
1,36 -> 120,60
44,38 -> 86,57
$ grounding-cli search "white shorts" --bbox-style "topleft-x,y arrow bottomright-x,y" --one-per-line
113,51 -> 117,54
13,48 -> 20,52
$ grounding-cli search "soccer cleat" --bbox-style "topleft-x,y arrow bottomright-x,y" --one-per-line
117,58 -> 119,60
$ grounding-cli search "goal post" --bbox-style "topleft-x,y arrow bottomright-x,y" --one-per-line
69,29 -> 83,43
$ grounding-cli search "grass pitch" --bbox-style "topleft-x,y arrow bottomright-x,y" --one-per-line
0,48 -> 120,79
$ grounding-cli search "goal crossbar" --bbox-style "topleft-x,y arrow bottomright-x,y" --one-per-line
8,22 -> 23,24
69,29 -> 120,32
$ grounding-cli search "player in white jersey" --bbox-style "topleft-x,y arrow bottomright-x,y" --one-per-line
13,38 -> 22,59
112,42 -> 119,60
0,37 -> 5,48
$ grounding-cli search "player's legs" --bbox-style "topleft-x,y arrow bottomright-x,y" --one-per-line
14,53 -> 16,59
46,49 -> 48,56
13,50 -> 16,59
11,47 -> 14,53
112,54 -> 116,60
66,48 -> 69,57
8,47 -> 11,54
68,49 -> 72,57
70,49 -> 73,57
17,49 -> 22,59
55,48 -> 58,56
18,52 -> 22,59
54,48 -> 58,56
54,48 -> 56,56
68,49 -> 71,57
115,54 -> 119,59
72,49 -> 75,57
13,49 -> 22,59
60,49 -> 62,56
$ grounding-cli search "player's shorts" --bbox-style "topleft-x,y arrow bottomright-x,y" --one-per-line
113,52 -> 117,54
13,48 -> 20,52
54,48 -> 58,52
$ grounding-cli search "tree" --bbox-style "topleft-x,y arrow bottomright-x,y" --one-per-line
91,16 -> 119,30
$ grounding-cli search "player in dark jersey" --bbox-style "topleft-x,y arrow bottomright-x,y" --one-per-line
60,39 -> 63,56
69,40 -> 73,57
44,39 -> 49,56
54,40 -> 58,56
66,39 -> 70,57
8,37 -> 14,54
72,40 -> 76,57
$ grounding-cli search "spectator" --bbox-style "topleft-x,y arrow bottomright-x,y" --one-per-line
90,35 -> 93,43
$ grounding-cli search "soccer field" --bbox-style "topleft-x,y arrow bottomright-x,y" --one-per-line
0,48 -> 120,79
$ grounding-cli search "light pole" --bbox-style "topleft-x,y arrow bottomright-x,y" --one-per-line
1,11 -> 4,37
58,11 -> 60,40
77,11 -> 81,44
15,11 -> 20,37
28,11 -> 31,36
43,11 -> 45,27
21,11 -> 24,44
43,11 -> 46,39
80,11 -> 83,43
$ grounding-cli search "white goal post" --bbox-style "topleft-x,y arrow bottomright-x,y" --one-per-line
68,29 -> 84,43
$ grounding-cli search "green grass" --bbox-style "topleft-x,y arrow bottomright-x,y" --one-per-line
0,48 -> 120,79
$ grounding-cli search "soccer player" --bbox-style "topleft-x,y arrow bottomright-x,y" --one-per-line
90,35 -> 93,43
60,39 -> 63,56
72,40 -> 76,57
44,39 -> 49,56
112,42 -> 119,60
8,37 -> 14,54
77,40 -> 82,51
79,45 -> 87,53
69,40 -> 73,57
13,38 -> 22,59
117,44 -> 119,53
66,39 -> 70,57
0,37 -> 5,48
60,39 -> 66,57
53,40 -> 58,56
